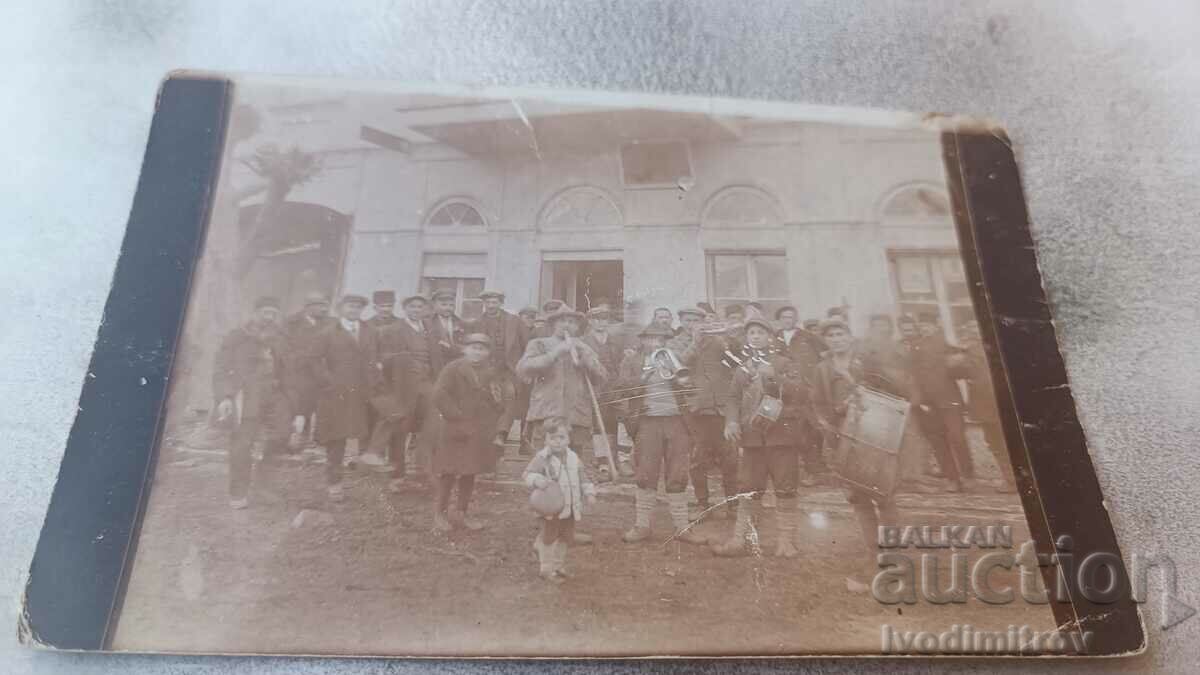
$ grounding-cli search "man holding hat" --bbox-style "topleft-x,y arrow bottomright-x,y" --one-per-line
309,294 -> 383,501
516,306 -> 607,465
376,294 -> 443,488
427,333 -> 512,532
469,290 -> 530,447
616,323 -> 707,545
282,291 -> 333,445
213,296 -> 291,509
711,315 -> 809,558
365,290 -> 399,331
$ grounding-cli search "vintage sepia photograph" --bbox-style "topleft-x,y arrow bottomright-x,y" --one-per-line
109,76 -> 1065,657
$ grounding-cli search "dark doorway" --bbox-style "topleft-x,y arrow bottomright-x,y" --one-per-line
540,259 -> 623,314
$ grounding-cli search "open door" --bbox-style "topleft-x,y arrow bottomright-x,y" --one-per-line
540,254 -> 624,314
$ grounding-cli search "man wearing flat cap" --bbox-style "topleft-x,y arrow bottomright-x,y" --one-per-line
366,290 -> 399,331
581,306 -> 626,474
282,291 -> 333,446
376,294 -> 445,489
468,289 -> 530,447
429,288 -> 467,369
666,304 -> 738,520
426,333 -> 512,532
517,306 -> 606,463
308,294 -> 383,501
213,296 -> 291,509
531,299 -> 566,339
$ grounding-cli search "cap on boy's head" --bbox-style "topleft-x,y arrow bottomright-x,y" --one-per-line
339,294 -> 368,308
401,295 -> 428,308
518,306 -> 539,319
677,307 -> 704,320
372,290 -> 395,305
774,305 -> 798,320
461,333 -> 493,349
820,317 -> 850,336
430,289 -> 456,302
478,290 -> 505,302
254,296 -> 281,311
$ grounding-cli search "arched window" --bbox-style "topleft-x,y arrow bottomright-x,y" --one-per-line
539,186 -> 623,230
879,183 -> 951,221
425,198 -> 487,228
701,186 -> 783,228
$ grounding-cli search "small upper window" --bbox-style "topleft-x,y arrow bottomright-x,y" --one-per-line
426,199 -> 487,228
880,184 -> 951,220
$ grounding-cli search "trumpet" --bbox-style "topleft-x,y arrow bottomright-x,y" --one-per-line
648,348 -> 691,384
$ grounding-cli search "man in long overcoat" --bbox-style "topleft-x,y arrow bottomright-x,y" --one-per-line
375,294 -> 443,488
213,296 -> 291,508
468,290 -> 530,446
281,291 -> 333,445
310,294 -> 382,500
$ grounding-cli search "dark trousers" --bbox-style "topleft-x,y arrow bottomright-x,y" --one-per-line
686,413 -> 738,505
436,474 -> 477,514
227,396 -> 290,498
633,415 -> 691,493
915,404 -> 973,483
325,439 -> 347,486
800,419 -> 828,475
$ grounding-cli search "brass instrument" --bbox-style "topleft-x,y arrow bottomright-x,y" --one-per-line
648,348 -> 691,385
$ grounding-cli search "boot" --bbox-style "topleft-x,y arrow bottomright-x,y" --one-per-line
773,497 -> 800,558
553,540 -> 571,578
622,488 -> 655,543
711,497 -> 753,557
668,492 -> 707,545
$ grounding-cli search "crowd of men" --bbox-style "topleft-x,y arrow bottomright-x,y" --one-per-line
211,286 -> 1014,588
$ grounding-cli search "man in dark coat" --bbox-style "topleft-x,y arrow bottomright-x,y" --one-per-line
959,320 -> 1015,493
365,290 -> 398,332
309,294 -> 382,501
376,294 -> 441,489
712,317 -> 809,559
901,313 -> 972,492
428,333 -> 511,532
469,290 -> 530,446
429,288 -> 468,371
669,307 -> 738,519
213,296 -> 291,509
281,291 -> 333,445
772,305 -> 827,485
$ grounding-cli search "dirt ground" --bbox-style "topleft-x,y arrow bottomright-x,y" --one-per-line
113,435 -> 1059,657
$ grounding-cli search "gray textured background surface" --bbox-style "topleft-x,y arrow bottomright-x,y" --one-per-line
3,1 -> 1199,672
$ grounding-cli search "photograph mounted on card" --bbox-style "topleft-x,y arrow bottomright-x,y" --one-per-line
21,73 -> 1143,658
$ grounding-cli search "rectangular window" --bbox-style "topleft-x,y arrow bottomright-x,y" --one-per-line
420,253 -> 487,321
888,251 -> 973,342
706,251 -> 789,318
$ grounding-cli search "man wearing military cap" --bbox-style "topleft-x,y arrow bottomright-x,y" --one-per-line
213,296 -> 291,509
366,290 -> 399,331
308,294 -> 383,501
282,291 -> 333,446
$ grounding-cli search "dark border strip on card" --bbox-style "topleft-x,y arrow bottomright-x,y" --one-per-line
943,130 -> 1145,656
21,75 -> 231,650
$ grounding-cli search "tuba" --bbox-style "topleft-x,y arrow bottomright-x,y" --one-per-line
649,348 -> 692,386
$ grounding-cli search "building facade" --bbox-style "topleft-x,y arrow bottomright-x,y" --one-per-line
232,88 -> 969,339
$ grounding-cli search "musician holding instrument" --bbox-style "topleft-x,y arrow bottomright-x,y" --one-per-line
669,307 -> 739,521
711,316 -> 809,559
616,323 -> 707,545
515,306 -> 607,480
